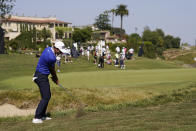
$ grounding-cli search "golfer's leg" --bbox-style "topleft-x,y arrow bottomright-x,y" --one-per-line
35,80 -> 51,118
41,81 -> 51,116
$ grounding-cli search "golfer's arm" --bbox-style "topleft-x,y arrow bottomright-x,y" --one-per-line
49,66 -> 58,80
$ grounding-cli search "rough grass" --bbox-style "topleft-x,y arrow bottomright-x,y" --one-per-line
0,80 -> 195,112
1,84 -> 196,131
172,52 -> 196,64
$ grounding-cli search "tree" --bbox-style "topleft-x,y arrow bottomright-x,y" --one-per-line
142,41 -> 156,58
126,33 -> 141,52
36,30 -> 42,40
171,37 -> 181,48
115,4 -> 129,30
163,35 -> 181,49
9,31 -> 33,49
109,8 -> 116,34
94,13 -> 111,30
142,29 -> 164,46
56,29 -> 64,39
8,27 -> 52,51
0,0 -> 15,54
156,29 -> 165,38
142,27 -> 181,58
32,26 -> 37,48
42,27 -> 51,42
163,35 -> 172,49
72,28 -> 92,43
142,28 -> 165,57
0,0 -> 15,18
111,27 -> 125,36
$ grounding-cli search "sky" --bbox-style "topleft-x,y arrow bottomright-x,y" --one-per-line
12,0 -> 196,45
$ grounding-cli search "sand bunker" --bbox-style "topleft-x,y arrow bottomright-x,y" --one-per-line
0,104 -> 35,117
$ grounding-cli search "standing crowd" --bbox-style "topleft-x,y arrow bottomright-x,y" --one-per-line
54,40 -> 135,71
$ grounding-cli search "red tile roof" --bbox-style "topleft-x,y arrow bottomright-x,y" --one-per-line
3,18 -> 71,24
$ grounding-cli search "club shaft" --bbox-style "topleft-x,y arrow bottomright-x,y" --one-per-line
58,84 -> 77,100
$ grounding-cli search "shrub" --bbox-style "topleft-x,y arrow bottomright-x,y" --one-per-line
139,41 -> 156,58
108,43 -> 127,52
63,39 -> 73,47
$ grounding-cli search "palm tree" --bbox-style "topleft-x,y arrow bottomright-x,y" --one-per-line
103,10 -> 110,15
109,9 -> 116,30
115,4 -> 129,30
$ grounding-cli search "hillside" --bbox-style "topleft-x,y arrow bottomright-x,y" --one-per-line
163,48 -> 196,65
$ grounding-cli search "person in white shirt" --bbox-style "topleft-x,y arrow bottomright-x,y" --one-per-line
73,43 -> 78,50
102,46 -> 106,57
67,47 -> 72,62
116,46 -> 120,54
95,45 -> 98,52
115,53 -> 119,67
56,55 -> 61,72
129,48 -> 134,54
106,50 -> 111,60
80,46 -> 84,56
63,48 -> 68,63
90,45 -> 94,55
122,47 -> 126,60
106,45 -> 109,52
120,53 -> 125,69
87,46 -> 90,60
128,48 -> 134,59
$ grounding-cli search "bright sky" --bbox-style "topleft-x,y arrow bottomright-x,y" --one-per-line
13,0 -> 196,45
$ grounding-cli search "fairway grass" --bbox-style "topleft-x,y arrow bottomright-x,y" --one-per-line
0,68 -> 196,111
1,68 -> 196,90
1,54 -> 196,130
0,54 -> 195,111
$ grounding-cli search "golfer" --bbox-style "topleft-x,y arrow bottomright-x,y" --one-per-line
32,41 -> 66,124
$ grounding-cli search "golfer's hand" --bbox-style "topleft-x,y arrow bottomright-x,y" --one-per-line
51,76 -> 58,84
56,80 -> 59,85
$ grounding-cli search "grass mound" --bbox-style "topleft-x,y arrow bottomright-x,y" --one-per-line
1,82 -> 196,113
1,82 -> 196,123
173,53 -> 196,64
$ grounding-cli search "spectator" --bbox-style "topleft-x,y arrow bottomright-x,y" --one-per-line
128,48 -> 134,60
99,55 -> 104,68
120,53 -> 125,69
79,46 -> 84,56
138,44 -> 144,57
115,53 -> 119,67
116,46 -> 120,54
94,51 -> 98,64
56,55 -> 61,72
122,47 -> 126,60
86,46 -> 90,61
90,45 -> 94,55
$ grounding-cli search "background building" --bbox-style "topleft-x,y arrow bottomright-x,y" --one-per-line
1,15 -> 73,41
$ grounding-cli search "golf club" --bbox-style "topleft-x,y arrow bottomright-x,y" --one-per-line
58,84 -> 75,99
58,83 -> 86,117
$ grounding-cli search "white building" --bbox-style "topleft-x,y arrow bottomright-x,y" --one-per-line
1,15 -> 73,41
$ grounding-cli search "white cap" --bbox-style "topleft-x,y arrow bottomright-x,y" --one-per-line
54,41 -> 66,53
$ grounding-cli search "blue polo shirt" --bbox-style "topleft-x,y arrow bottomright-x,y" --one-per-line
36,47 -> 56,75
